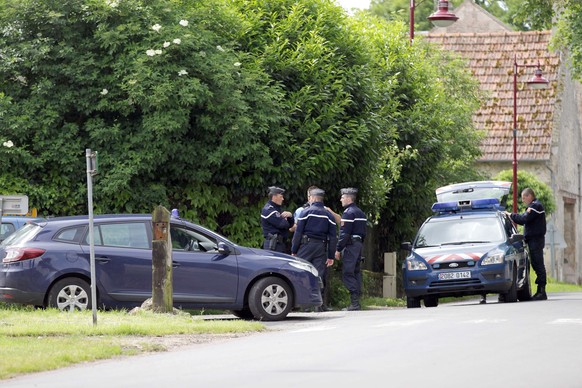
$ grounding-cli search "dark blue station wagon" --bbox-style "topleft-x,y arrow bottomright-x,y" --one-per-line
0,214 -> 322,321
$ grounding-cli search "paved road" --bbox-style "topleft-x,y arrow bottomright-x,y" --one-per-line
4,293 -> 582,387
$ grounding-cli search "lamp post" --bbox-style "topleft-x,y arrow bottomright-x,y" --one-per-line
511,56 -> 549,212
410,0 -> 458,44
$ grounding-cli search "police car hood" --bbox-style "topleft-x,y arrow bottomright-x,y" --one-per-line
413,242 -> 500,264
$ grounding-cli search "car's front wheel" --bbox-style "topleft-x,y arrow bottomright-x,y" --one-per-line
501,266 -> 518,303
248,277 -> 293,321
406,296 -> 421,308
517,261 -> 532,301
47,278 -> 92,311
424,295 -> 439,307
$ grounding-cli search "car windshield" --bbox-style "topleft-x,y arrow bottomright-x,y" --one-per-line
0,223 -> 42,247
415,216 -> 505,248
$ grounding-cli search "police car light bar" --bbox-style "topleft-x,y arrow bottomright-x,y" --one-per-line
431,198 -> 501,213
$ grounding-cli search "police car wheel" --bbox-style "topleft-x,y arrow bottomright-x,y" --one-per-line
248,277 -> 293,321
423,295 -> 439,308
501,265 -> 518,303
517,261 -> 532,301
406,296 -> 421,308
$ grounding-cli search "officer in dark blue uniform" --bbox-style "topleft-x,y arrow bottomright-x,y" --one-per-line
335,188 -> 367,311
291,188 -> 337,310
507,187 -> 547,300
261,186 -> 294,253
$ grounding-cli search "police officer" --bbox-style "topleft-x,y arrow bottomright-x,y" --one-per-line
335,188 -> 367,311
261,186 -> 294,253
507,187 -> 547,300
291,188 -> 337,310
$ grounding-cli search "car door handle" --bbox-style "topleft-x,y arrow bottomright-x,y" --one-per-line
95,257 -> 110,263
172,261 -> 181,268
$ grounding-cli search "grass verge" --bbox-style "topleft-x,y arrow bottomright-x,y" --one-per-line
0,305 -> 263,380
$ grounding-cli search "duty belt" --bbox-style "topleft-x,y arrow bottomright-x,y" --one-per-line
302,235 -> 327,244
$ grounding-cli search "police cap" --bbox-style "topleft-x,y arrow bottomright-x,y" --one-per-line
268,186 -> 285,196
340,187 -> 358,196
310,188 -> 325,197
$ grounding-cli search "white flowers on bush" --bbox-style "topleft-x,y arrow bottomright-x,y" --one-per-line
106,0 -> 119,7
173,38 -> 181,45
179,20 -> 189,27
216,45 -> 225,52
178,70 -> 188,76
3,140 -> 14,148
154,49 -> 162,55
100,89 -> 108,96
146,49 -> 156,56
234,62 -> 241,67
163,41 -> 170,48
152,24 -> 161,32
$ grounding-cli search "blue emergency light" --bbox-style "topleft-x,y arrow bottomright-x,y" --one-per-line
431,198 -> 502,213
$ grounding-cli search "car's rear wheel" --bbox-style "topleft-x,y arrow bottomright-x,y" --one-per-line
406,296 -> 421,308
424,295 -> 439,307
501,265 -> 518,303
231,308 -> 254,320
248,277 -> 293,321
47,278 -> 92,311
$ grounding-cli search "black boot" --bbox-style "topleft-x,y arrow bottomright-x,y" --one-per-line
532,285 -> 548,301
479,294 -> 487,304
343,294 -> 361,311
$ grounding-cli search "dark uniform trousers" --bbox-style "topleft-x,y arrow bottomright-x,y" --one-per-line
262,239 -> 286,253
342,240 -> 363,297
527,236 -> 547,286
297,239 -> 328,282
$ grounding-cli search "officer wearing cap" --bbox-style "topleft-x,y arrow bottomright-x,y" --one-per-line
291,188 -> 337,310
335,188 -> 367,311
261,186 -> 294,253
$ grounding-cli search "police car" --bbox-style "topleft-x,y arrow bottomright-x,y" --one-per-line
401,181 -> 532,308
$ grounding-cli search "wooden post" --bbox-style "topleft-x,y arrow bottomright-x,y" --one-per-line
152,205 -> 173,313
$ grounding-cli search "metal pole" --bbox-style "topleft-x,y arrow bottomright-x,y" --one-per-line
512,57 -> 518,213
86,149 -> 97,325
0,198 -> 3,241
410,0 -> 415,44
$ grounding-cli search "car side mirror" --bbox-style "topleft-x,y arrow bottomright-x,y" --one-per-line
217,241 -> 231,255
508,234 -> 524,244
400,242 -> 412,251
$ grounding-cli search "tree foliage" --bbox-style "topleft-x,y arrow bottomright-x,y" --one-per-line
0,0 -> 484,255
494,169 -> 556,215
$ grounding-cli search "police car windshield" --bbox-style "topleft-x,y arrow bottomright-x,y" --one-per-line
414,216 -> 505,248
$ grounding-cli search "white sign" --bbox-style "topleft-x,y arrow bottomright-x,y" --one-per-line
0,195 -> 29,215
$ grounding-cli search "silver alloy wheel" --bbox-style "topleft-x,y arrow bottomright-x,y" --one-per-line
260,284 -> 288,315
56,284 -> 89,311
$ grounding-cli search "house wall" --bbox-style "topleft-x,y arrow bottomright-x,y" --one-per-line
430,0 -> 511,34
549,59 -> 582,284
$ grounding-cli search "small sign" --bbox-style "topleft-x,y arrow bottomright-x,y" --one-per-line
0,195 -> 29,215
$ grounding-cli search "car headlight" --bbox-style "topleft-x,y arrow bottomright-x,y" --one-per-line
482,252 -> 504,265
289,261 -> 319,277
406,258 -> 428,271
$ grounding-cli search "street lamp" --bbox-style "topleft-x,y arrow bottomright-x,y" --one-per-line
511,56 -> 549,212
410,0 -> 458,43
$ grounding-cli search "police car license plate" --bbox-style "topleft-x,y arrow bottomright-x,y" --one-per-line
438,271 -> 470,281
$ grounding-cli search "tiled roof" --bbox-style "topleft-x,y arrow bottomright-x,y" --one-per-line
424,31 -> 560,162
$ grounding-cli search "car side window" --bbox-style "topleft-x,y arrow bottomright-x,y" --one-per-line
0,223 -> 16,241
54,226 -> 87,243
171,226 -> 218,253
85,222 -> 149,249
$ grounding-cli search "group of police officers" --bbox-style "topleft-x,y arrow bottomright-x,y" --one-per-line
260,186 -> 367,311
